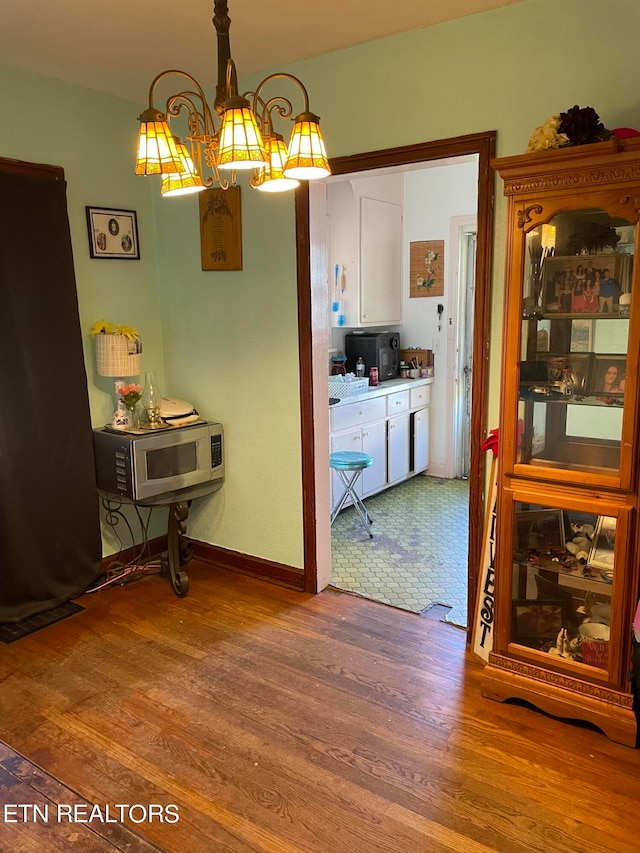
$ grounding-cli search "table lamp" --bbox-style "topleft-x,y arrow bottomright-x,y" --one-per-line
94,332 -> 142,423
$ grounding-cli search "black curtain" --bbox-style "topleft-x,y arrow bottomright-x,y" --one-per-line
0,163 -> 101,622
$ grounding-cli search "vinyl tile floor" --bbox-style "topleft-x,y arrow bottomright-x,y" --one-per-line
330,475 -> 469,627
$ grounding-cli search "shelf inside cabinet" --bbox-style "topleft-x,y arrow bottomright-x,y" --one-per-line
513,557 -> 613,591
540,312 -> 628,321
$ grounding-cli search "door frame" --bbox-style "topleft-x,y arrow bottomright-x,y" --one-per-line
450,215 -> 478,479
295,131 -> 496,637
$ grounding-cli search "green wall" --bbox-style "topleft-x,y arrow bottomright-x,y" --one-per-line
2,0 -> 640,569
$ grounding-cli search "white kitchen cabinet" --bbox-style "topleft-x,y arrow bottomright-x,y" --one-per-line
330,428 -> 363,511
361,420 -> 387,495
411,407 -> 429,474
327,177 -> 402,328
329,421 -> 386,512
387,412 -> 410,484
359,197 -> 403,325
329,378 -> 432,514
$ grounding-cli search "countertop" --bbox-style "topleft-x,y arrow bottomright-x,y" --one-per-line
330,376 -> 433,407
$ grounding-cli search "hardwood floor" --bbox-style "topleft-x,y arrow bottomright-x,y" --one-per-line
1,562 -> 639,852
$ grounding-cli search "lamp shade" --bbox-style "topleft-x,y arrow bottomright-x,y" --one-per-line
283,112 -> 330,180
95,334 -> 141,378
161,137 -> 205,197
255,134 -> 301,193
135,108 -> 185,176
217,97 -> 268,170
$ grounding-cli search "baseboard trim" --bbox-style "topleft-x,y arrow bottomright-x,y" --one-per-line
101,536 -> 167,570
190,540 -> 305,591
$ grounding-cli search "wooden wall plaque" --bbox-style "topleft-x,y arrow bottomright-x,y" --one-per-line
199,186 -> 243,271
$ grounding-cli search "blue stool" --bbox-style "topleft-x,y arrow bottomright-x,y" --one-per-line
330,451 -> 374,538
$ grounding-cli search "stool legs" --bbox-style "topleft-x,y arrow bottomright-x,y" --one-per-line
331,469 -> 373,538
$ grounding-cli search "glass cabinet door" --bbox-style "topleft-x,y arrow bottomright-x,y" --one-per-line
516,209 -> 634,480
509,497 -> 619,674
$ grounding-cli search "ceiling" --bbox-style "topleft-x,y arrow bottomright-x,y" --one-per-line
0,0 -> 524,105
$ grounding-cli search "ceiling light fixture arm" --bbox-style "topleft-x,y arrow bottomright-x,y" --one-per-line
145,71 -> 229,188
249,72 -> 312,130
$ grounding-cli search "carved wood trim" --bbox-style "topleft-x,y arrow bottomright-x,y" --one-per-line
488,653 -> 634,708
516,204 -> 543,229
503,165 -> 640,197
619,194 -> 640,219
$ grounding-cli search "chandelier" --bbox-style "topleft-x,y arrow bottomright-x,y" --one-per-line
134,0 -> 331,197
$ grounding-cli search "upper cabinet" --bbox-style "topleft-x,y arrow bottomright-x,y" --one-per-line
327,175 -> 403,328
483,138 -> 640,747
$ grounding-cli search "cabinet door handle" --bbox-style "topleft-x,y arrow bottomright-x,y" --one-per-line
359,410 -> 364,415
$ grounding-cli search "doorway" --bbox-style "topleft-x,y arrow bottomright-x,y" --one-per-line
295,132 -> 496,640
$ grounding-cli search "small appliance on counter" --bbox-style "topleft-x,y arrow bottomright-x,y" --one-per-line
160,396 -> 201,426
345,332 -> 400,381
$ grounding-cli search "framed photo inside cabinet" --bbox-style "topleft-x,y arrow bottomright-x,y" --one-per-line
588,516 -> 616,572
512,600 -> 569,649
590,355 -> 627,397
537,352 -> 592,393
86,207 -> 140,259
514,508 -> 565,553
570,319 -> 593,353
542,254 -> 631,315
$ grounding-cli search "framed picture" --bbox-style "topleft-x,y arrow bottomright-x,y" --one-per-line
512,600 -> 568,648
409,240 -> 445,298
86,207 -> 140,259
570,318 -> 593,353
542,254 -> 631,315
590,355 -> 627,396
588,515 -> 616,571
515,508 -> 565,553
536,352 -> 593,392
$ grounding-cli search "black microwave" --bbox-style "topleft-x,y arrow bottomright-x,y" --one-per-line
344,332 -> 400,381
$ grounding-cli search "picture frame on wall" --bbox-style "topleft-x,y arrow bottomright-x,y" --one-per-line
198,186 -> 243,271
86,207 -> 140,260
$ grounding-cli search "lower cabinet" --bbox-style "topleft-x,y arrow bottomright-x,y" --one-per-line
330,382 -> 431,512
411,407 -> 429,474
330,428 -> 364,504
362,420 -> 387,494
330,421 -> 386,507
387,413 -> 410,484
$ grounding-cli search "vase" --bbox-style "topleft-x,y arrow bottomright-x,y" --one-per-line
111,399 -> 129,430
124,401 -> 141,430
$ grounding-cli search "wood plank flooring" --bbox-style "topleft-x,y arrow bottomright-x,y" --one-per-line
1,562 -> 639,852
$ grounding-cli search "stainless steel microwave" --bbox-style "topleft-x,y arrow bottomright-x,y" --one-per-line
92,422 -> 224,502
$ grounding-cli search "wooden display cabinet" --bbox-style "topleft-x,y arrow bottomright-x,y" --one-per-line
483,138 -> 640,746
